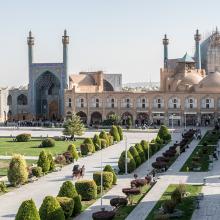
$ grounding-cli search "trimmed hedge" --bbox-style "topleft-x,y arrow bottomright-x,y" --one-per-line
80,143 -> 93,156
158,125 -> 171,141
100,139 -> 107,149
134,143 -> 146,163
67,144 -> 79,161
103,165 -> 117,185
83,138 -> 95,152
107,134 -> 114,146
47,152 -> 55,171
32,166 -> 42,177
129,146 -> 141,166
75,180 -> 97,201
140,140 -> 151,159
73,195 -> 82,215
15,199 -> 40,220
99,131 -> 109,146
58,181 -> 78,198
39,196 -> 65,220
40,138 -> 55,148
93,134 -> 101,151
37,150 -> 50,173
110,125 -> 120,142
118,150 -> 136,173
117,126 -> 123,140
7,154 -> 28,186
16,133 -> 31,142
56,197 -> 74,219
93,171 -> 113,189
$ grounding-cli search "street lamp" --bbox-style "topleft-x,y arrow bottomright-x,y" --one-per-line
147,126 -> 150,171
100,144 -> 104,211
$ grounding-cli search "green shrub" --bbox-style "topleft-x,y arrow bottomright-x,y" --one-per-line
103,165 -> 117,185
117,126 -> 123,140
56,197 -> 74,219
73,195 -> 82,215
158,125 -> 171,141
129,146 -> 141,166
75,180 -> 97,201
0,181 -> 7,193
134,143 -> 146,163
7,154 -> 28,186
47,152 -> 55,171
155,135 -> 163,145
32,166 -> 42,177
93,171 -> 113,189
118,150 -> 136,173
37,150 -> 50,173
99,131 -> 109,146
140,140 -> 151,159
150,139 -> 157,154
58,180 -> 78,198
83,138 -> 95,152
93,134 -> 101,151
39,196 -> 65,220
67,144 -> 79,161
163,200 -> 176,214
15,133 -> 31,142
15,199 -> 40,220
80,143 -> 93,156
40,138 -> 55,148
107,134 -> 114,146
109,125 -> 120,142
100,139 -> 107,148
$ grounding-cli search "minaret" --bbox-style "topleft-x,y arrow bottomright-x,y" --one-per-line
62,29 -> 69,89
163,34 -> 169,68
27,31 -> 34,66
194,29 -> 201,69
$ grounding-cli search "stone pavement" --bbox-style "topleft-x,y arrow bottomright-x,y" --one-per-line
0,131 -> 157,220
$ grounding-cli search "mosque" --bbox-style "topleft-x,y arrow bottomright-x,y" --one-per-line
1,29 -> 220,126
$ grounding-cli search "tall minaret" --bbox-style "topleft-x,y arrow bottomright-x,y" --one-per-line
27,31 -> 34,66
163,34 -> 169,68
194,29 -> 201,69
62,29 -> 69,89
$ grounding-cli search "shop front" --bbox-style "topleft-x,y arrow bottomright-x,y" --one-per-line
168,113 -> 181,126
184,112 -> 198,126
152,112 -> 165,125
201,112 -> 215,126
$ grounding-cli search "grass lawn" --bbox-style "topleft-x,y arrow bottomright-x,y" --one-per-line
181,130 -> 220,172
0,138 -> 84,156
146,184 -> 202,220
0,159 -> 37,176
113,184 -> 152,220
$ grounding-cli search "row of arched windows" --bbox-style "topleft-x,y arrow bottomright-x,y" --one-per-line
7,94 -> 28,106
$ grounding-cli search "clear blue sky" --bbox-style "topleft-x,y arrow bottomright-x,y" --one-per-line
0,0 -> 219,86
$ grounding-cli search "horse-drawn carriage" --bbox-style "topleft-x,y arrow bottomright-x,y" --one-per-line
72,165 -> 85,179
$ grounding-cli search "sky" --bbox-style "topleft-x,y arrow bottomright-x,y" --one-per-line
0,0 -> 219,86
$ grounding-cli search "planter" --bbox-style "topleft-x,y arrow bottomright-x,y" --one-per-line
92,211 -> 115,220
110,197 -> 128,208
130,179 -> 147,188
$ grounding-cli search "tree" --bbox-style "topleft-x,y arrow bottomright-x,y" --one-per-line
47,152 -> 55,171
63,114 -> 85,141
37,150 -> 50,173
109,125 -> 120,142
93,134 -> 101,151
7,154 -> 28,186
67,144 -> 79,161
158,125 -> 171,141
15,199 -> 40,220
108,114 -> 121,125
126,116 -> 132,129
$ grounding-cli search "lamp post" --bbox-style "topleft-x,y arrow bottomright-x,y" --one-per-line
125,135 -> 128,174
147,126 -> 150,171
100,145 -> 104,211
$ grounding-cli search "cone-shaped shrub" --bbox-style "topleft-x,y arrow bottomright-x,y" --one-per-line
37,150 -> 50,173
39,196 -> 65,220
134,143 -> 146,163
75,180 -> 97,201
129,146 -> 141,166
100,139 -> 107,148
158,125 -> 171,141
83,138 -> 95,152
110,125 -> 120,142
103,165 -> 117,185
140,140 -> 151,159
7,154 -> 28,186
80,143 -> 93,155
93,171 -> 113,189
15,199 -> 40,220
67,144 -> 79,161
32,166 -> 42,177
93,134 -> 101,151
150,139 -> 158,154
117,126 -> 123,140
155,135 -> 163,145
56,197 -> 74,219
58,180 -> 78,198
107,134 -> 114,146
57,180 -> 82,215
118,150 -> 136,173
47,152 -> 55,171
99,131 -> 109,146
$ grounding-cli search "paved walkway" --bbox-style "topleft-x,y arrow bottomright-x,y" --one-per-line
0,132 -> 157,220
